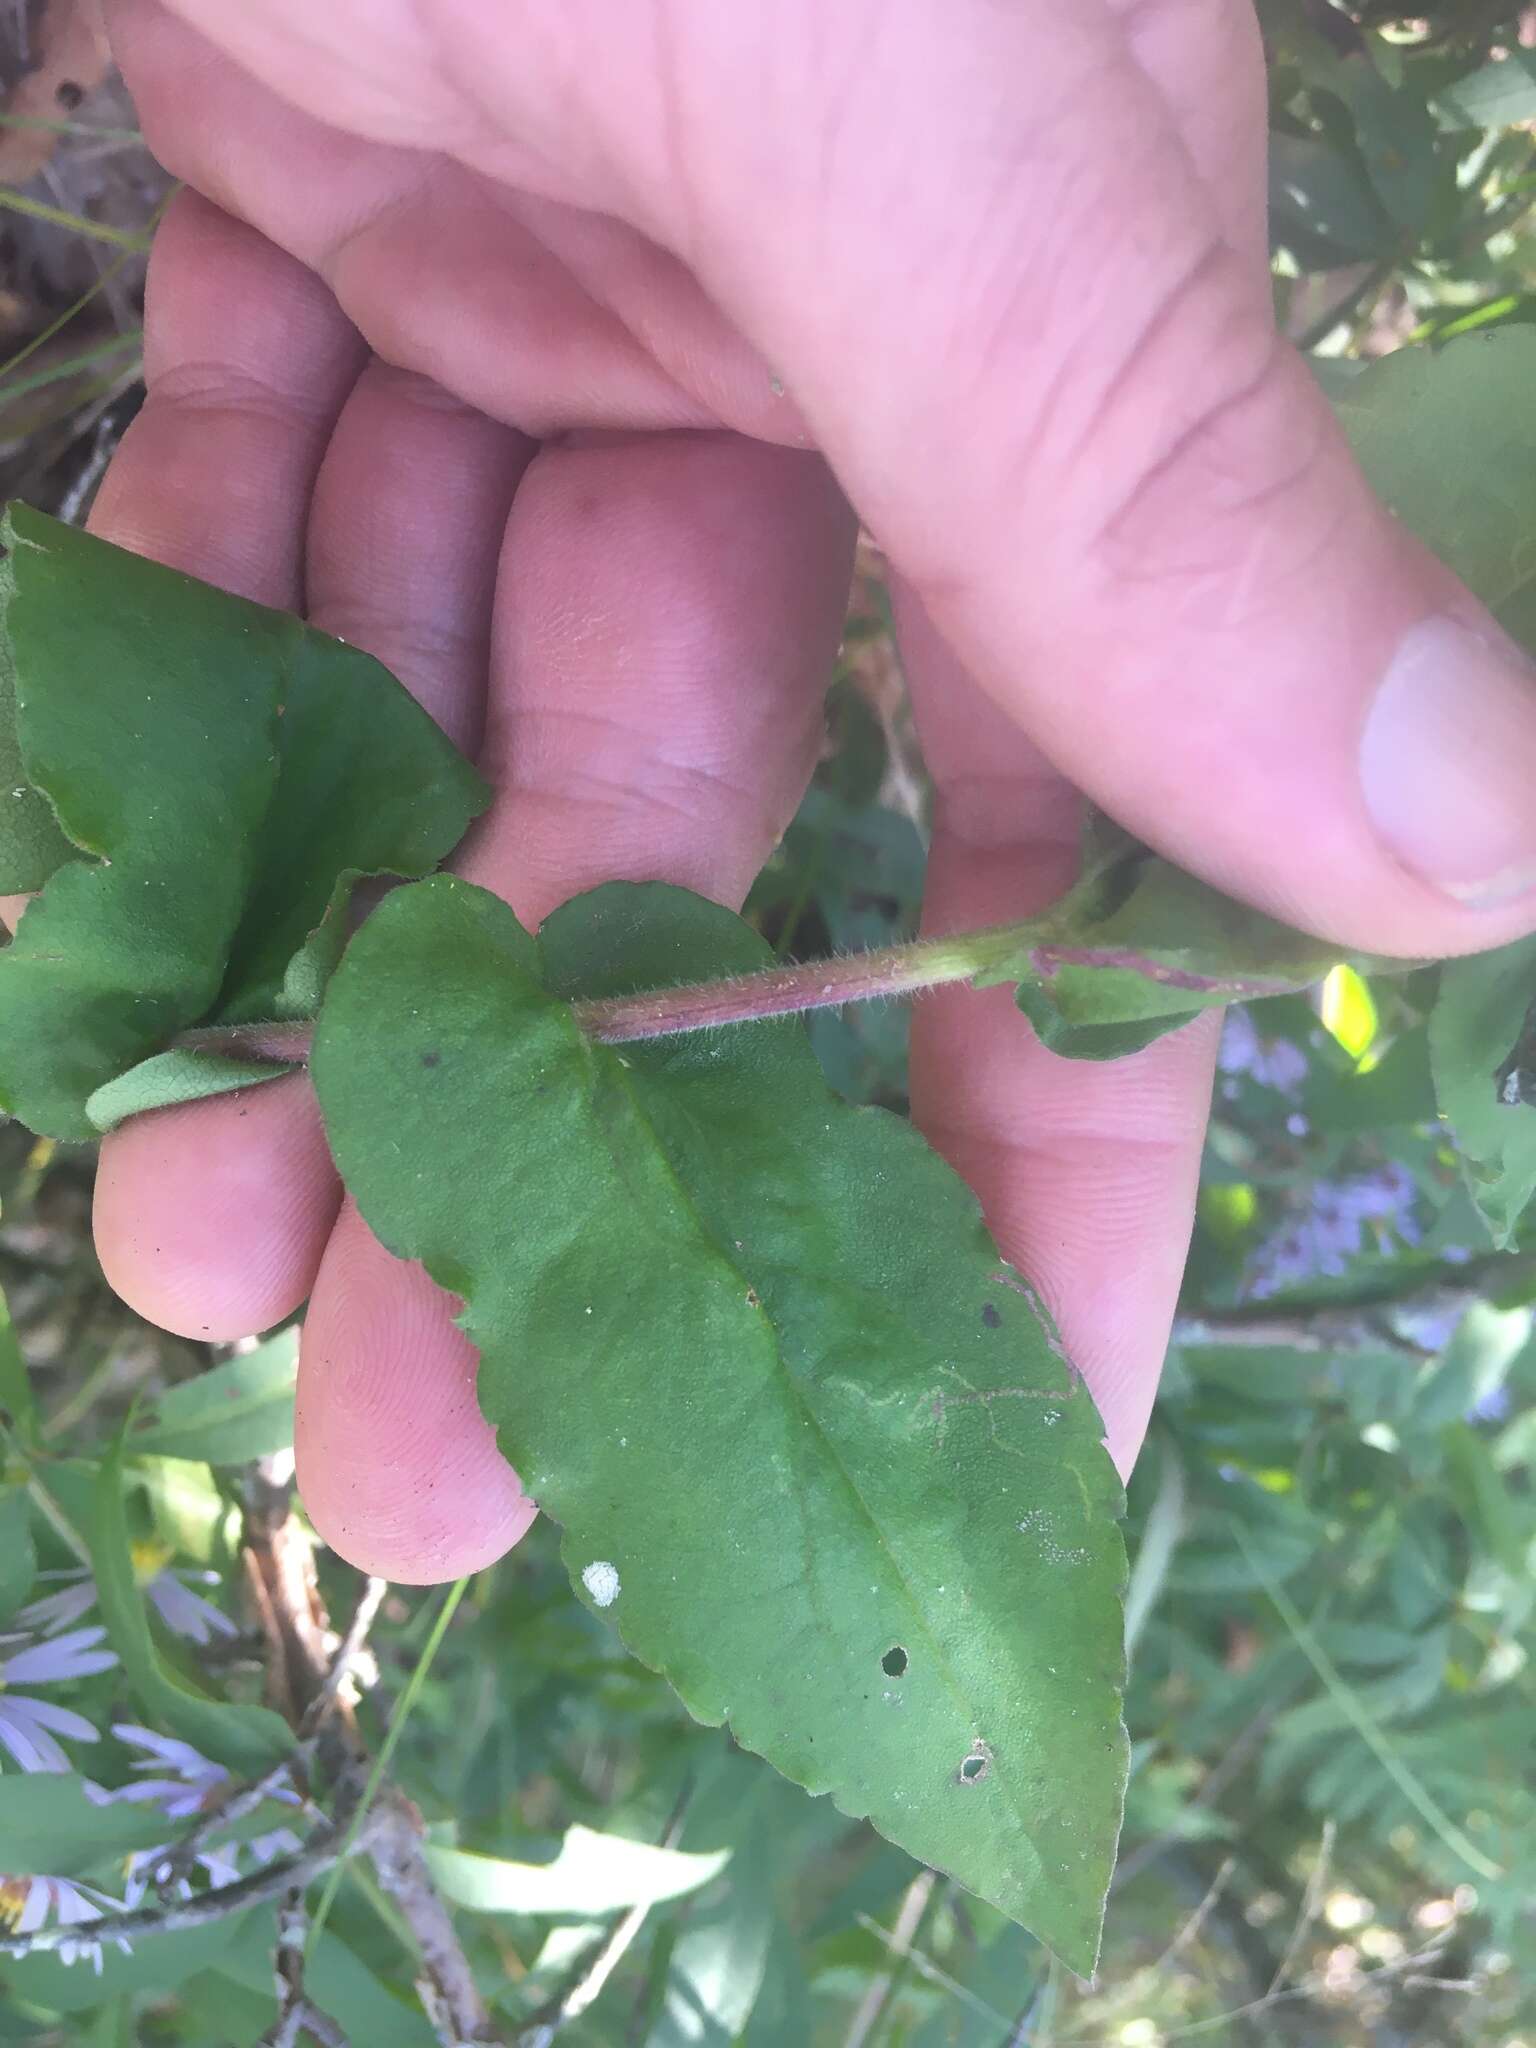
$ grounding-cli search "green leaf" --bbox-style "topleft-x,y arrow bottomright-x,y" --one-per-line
0,1769 -> 174,1875
88,1434 -> 292,1778
125,1330 -> 298,1465
314,875 -> 1128,1975
1440,1419 -> 1532,1580
1269,131 -> 1392,267
1349,71 -> 1443,234
0,576 -> 71,894
0,1280 -> 37,1443
0,1773 -> 173,1875
80,1996 -> 136,2048
0,1485 -> 35,1620
2,1915 -> 243,2015
649,1840 -> 776,2047
738,1919 -> 815,2048
85,1051 -> 289,1135
1435,49 -> 1536,129
1331,327 -> 1536,651
424,1826 -> 731,1917
1429,936 -> 1536,1247
0,504 -> 486,1138
910,1921 -> 1042,2048
981,818 -> 1347,1057
216,1912 -> 437,2048
129,1453 -> 233,1564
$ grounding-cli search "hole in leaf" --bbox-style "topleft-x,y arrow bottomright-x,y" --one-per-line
881,1645 -> 908,1678
958,1743 -> 992,1786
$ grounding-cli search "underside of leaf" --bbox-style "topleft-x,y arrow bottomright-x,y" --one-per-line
984,817 -> 1357,1058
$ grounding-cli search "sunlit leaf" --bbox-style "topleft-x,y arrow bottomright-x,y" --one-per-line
424,1826 -> 730,1918
1320,965 -> 1378,1062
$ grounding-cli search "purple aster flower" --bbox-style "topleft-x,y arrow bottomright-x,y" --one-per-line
20,1566 -> 237,1649
123,1820 -> 303,1907
110,1724 -> 229,1820
1245,1163 -> 1424,1298
1395,1301 -> 1466,1356
110,1725 -> 298,1830
1469,1385 -> 1512,1424
249,1827 -> 303,1866
14,1573 -> 98,1638
1218,1008 -> 1309,1096
145,1571 -> 239,1648
0,1629 -> 116,1773
0,1874 -> 130,1972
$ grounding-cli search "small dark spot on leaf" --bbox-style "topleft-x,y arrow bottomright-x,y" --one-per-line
745,1287 -> 761,1308
881,1645 -> 908,1678
421,1050 -> 441,1068
981,1302 -> 1001,1329
56,80 -> 84,111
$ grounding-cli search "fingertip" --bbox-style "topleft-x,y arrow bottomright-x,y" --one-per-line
94,1074 -> 340,1341
295,1206 -> 535,1583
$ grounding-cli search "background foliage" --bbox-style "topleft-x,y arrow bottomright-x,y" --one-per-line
1,3 -> 1535,2042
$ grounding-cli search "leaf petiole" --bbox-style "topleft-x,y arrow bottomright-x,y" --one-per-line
177,901 -> 1349,1073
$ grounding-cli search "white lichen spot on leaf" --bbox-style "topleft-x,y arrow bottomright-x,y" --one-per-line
582,1560 -> 620,1609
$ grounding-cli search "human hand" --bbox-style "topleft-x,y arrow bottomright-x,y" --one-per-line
86,0 -> 1536,1581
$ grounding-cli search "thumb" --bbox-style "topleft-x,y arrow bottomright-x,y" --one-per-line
641,3 -> 1536,959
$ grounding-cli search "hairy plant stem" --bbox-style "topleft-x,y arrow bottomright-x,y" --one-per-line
177,918 -> 1043,1066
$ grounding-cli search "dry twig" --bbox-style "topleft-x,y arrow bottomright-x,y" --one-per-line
241,1464 -> 499,2047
